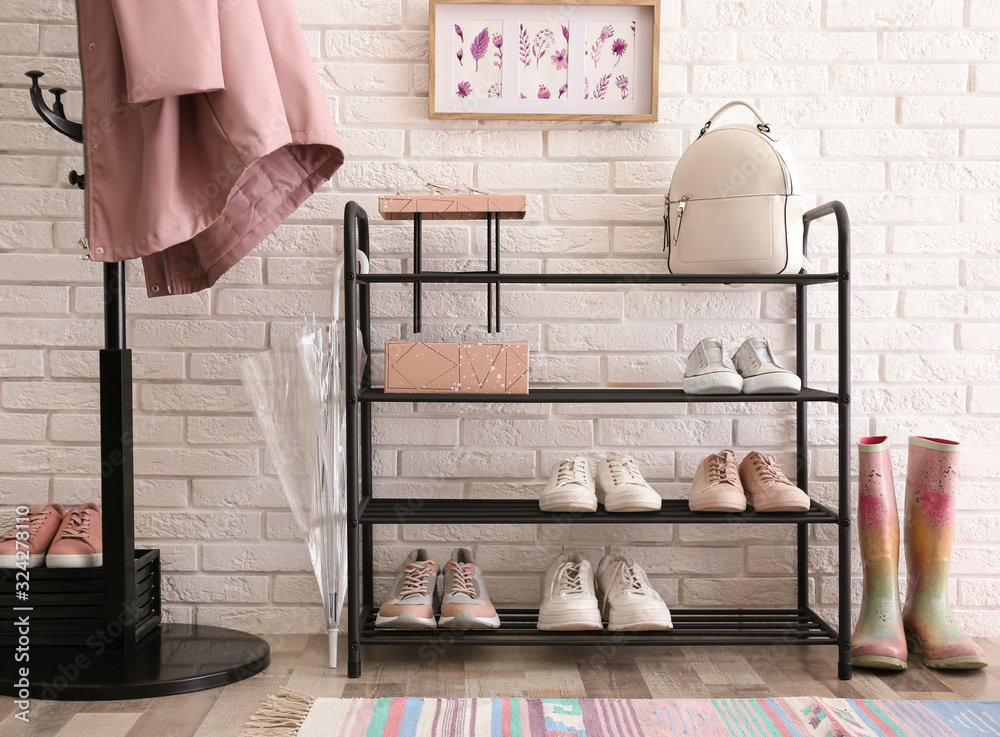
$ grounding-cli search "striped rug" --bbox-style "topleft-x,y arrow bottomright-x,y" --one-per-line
243,691 -> 1000,737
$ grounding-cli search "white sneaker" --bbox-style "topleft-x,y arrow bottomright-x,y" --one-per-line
537,553 -> 603,631
539,457 -> 597,513
597,555 -> 673,631
683,338 -> 743,395
596,456 -> 662,512
731,338 -> 801,394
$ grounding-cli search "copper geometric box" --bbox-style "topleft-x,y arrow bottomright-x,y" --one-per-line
384,339 -> 529,394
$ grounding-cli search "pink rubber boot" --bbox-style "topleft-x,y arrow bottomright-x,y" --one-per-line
902,436 -> 987,669
851,436 -> 907,670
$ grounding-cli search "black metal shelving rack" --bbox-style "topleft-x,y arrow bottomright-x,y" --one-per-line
342,199 -> 852,680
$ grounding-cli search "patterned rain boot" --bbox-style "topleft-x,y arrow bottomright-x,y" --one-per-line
902,436 -> 988,669
851,436 -> 907,670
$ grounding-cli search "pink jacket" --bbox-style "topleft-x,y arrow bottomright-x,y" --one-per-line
77,0 -> 344,297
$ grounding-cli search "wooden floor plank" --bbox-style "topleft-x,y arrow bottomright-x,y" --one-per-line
742,652 -> 836,698
689,656 -> 766,687
54,712 -> 141,737
0,700 -> 80,737
191,676 -> 288,737
578,646 -> 653,699
78,698 -> 151,714
124,689 -> 220,737
283,635 -> 347,699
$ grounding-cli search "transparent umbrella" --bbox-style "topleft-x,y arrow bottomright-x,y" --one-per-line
240,252 -> 367,668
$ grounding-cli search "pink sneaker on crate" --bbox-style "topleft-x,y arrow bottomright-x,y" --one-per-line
46,503 -> 103,568
0,504 -> 66,568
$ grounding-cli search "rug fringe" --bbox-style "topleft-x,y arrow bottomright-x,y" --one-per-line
238,688 -> 315,737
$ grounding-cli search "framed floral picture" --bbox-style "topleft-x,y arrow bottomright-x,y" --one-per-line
429,0 -> 660,121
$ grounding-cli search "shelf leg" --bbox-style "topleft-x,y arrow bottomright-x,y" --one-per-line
494,213 -> 501,332
837,203 -> 852,680
487,211 -> 493,332
344,203 -> 365,678
362,403 -> 374,610
795,282 -> 809,611
413,213 -> 422,334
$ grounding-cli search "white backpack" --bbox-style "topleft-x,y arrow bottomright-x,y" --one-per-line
664,101 -> 803,275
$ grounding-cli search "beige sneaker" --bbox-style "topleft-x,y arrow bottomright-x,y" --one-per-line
537,553 -> 603,631
595,456 -> 662,512
540,457 -> 597,513
597,555 -> 672,631
739,452 -> 810,512
689,450 -> 746,512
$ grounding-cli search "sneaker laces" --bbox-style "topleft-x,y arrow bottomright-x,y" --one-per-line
1,509 -> 50,542
58,508 -> 92,541
556,458 -> 588,486
616,562 -> 654,598
608,456 -> 643,486
707,451 -> 737,485
753,454 -> 792,488
446,561 -> 477,598
554,561 -> 588,597
398,562 -> 434,598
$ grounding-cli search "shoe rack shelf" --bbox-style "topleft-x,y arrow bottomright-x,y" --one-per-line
359,498 -> 840,525
360,387 -> 840,403
361,608 -> 837,646
342,200 -> 852,680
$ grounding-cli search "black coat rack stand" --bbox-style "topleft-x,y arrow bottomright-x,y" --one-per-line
0,72 -> 270,700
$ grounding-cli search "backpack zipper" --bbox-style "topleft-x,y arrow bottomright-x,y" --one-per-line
671,196 -> 688,249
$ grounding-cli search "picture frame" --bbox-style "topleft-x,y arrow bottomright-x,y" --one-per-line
429,0 -> 660,121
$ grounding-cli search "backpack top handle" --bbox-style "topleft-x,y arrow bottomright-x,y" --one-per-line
699,100 -> 772,137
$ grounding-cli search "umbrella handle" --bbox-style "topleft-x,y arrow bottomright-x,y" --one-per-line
329,628 -> 339,668
332,251 -> 370,323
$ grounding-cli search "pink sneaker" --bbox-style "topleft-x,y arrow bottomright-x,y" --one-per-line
46,503 -> 103,568
0,504 -> 66,568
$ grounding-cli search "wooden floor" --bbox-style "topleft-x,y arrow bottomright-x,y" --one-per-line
1,636 -> 998,736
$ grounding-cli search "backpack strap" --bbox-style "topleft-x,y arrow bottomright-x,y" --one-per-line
699,100 -> 771,137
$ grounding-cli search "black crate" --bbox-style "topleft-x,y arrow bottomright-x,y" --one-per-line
0,549 -> 160,647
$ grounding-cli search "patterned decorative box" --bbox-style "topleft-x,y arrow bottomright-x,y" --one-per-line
384,339 -> 529,394
378,193 -> 527,221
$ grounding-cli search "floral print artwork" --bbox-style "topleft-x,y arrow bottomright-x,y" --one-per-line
453,19 -> 503,100
517,20 -> 569,101
584,20 -> 635,101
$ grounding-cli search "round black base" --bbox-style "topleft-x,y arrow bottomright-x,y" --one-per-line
0,624 -> 270,700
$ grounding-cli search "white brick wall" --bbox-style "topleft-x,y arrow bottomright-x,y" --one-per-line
1,0 -> 998,637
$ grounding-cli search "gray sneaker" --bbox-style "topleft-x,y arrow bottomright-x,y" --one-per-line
731,338 -> 801,394
439,548 -> 500,629
375,549 -> 440,629
683,338 -> 743,395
